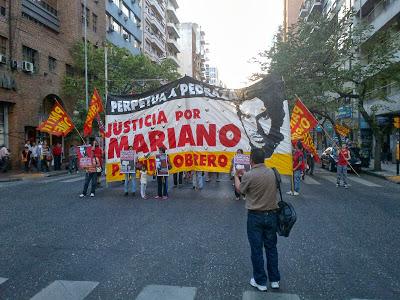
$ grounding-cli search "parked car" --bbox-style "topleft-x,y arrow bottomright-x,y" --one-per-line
320,146 -> 362,173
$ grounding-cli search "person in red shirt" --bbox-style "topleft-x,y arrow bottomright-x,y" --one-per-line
287,141 -> 304,196
93,140 -> 103,187
337,144 -> 351,188
52,142 -> 62,171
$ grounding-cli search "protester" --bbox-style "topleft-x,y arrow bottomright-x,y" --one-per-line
52,142 -> 62,171
30,141 -> 39,171
140,164 -> 148,199
21,145 -> 31,172
192,171 -> 204,190
41,141 -> 51,172
205,172 -> 220,182
381,142 -> 390,164
306,150 -> 315,176
123,146 -> 137,196
93,141 -> 103,187
337,144 -> 351,188
287,141 -> 304,196
234,148 -> 280,291
68,144 -> 78,173
155,147 -> 170,199
0,145 -> 10,172
173,171 -> 183,188
80,148 -> 100,198
231,149 -> 244,200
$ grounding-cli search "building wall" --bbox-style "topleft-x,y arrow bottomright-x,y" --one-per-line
177,23 -> 194,76
106,0 -> 142,56
283,0 -> 304,34
0,0 -> 105,166
166,0 -> 180,67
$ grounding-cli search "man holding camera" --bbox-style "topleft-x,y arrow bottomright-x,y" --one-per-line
234,148 -> 280,292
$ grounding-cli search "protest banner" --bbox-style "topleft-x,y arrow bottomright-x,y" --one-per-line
120,150 -> 136,174
290,98 -> 318,140
105,75 -> 292,182
155,153 -> 169,176
84,88 -> 104,137
301,132 -> 320,163
37,101 -> 74,137
233,154 -> 251,172
76,145 -> 93,169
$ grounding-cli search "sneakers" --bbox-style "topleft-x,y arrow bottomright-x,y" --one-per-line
235,197 -> 240,201
336,183 -> 339,187
270,281 -> 280,289
79,194 -> 85,198
344,184 -> 349,189
162,196 -> 168,200
250,278 -> 267,292
154,195 -> 161,199
90,193 -> 95,197
286,191 -> 299,196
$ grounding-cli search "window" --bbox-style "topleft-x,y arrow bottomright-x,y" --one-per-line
48,56 -> 57,72
22,46 -> 38,71
0,0 -> 6,17
0,35 -> 6,55
66,64 -> 74,76
122,4 -> 130,18
81,4 -> 89,26
92,13 -> 97,32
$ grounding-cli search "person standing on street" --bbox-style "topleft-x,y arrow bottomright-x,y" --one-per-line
231,148 -> 244,200
41,141 -> 51,172
93,141 -> 103,187
68,144 -> 78,173
30,142 -> 39,171
140,164 -> 148,199
123,146 -> 137,196
287,142 -> 304,196
80,149 -> 100,198
21,145 -> 31,172
337,144 -> 351,188
234,148 -> 281,292
155,147 -> 170,200
52,142 -> 62,171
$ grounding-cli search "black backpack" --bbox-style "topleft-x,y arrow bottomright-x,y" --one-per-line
272,168 -> 297,237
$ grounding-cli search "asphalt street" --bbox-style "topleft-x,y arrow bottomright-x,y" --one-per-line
0,167 -> 399,300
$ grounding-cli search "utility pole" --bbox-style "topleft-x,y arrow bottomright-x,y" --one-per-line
84,0 -> 89,110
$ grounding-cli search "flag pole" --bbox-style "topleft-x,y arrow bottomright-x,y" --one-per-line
74,127 -> 87,145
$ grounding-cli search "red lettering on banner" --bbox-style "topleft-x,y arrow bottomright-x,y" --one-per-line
123,120 -> 130,133
158,111 -> 168,124
133,134 -> 149,153
200,154 -> 206,166
112,163 -> 120,176
113,122 -> 122,136
197,124 -> 216,146
175,111 -> 183,121
178,125 -> 196,147
218,155 -> 228,167
193,109 -> 200,119
167,127 -> 176,149
149,130 -> 166,152
173,155 -> 184,168
185,153 -> 193,166
208,154 -> 217,167
193,154 -> 199,166
219,124 -> 241,147
184,110 -> 192,120
108,136 -> 129,159
145,115 -> 152,127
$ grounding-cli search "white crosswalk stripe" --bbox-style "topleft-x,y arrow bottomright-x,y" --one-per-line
243,291 -> 300,300
41,175 -> 80,184
61,176 -> 85,183
30,280 -> 99,300
135,285 -> 197,300
347,176 -> 382,187
302,176 -> 321,185
0,277 -> 8,285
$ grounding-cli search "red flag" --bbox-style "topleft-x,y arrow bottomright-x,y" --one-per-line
37,101 -> 74,137
84,88 -> 104,137
290,98 -> 318,140
301,133 -> 320,163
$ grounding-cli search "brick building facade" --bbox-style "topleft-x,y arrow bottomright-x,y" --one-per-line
0,0 -> 105,167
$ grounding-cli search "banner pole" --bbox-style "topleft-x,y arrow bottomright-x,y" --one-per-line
74,127 -> 86,145
320,125 -> 360,177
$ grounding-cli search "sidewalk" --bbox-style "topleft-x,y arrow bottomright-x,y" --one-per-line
362,159 -> 400,184
0,169 -> 69,183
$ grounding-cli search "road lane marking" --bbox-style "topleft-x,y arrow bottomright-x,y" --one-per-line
30,280 -> 98,300
135,285 -> 196,300
242,291 -> 300,300
41,175 -> 81,184
321,176 -> 338,184
303,176 -> 321,185
348,176 -> 382,187
62,176 -> 85,183
0,277 -> 8,285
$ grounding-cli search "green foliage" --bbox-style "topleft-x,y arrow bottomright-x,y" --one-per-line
62,42 -> 180,132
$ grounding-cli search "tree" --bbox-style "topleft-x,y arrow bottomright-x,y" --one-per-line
256,10 -> 400,171
62,42 -> 180,134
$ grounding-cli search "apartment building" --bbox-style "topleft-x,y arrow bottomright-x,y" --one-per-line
166,0 -> 179,67
177,22 -> 205,80
106,0 -> 142,56
141,0 -> 167,63
0,0 -> 105,161
283,0 -> 304,35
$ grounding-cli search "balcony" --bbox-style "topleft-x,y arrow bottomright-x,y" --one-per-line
168,0 -> 179,10
166,3 -> 179,24
299,3 -> 309,18
309,0 -> 323,14
167,53 -> 179,67
167,38 -> 179,53
146,10 -> 165,34
146,31 -> 166,52
167,22 -> 180,39
148,0 -> 165,17
363,0 -> 400,37
22,0 -> 60,32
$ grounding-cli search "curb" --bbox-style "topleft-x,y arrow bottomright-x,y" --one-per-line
362,170 -> 387,179
0,177 -> 22,183
44,170 -> 69,178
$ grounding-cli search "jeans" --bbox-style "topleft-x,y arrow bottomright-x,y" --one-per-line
54,155 -> 61,170
157,176 -> 168,197
193,171 -> 204,189
247,211 -> 280,285
69,156 -> 77,173
41,159 -> 49,172
337,165 -> 347,185
173,172 -> 183,186
294,170 -> 301,192
140,183 -> 147,198
82,172 -> 97,195
124,173 -> 137,193
234,176 -> 242,198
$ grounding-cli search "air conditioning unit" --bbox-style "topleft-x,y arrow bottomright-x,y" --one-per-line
10,60 -> 18,70
118,9 -> 123,15
0,54 -> 6,64
124,16 -> 128,21
108,24 -> 115,32
123,33 -> 129,40
22,61 -> 34,73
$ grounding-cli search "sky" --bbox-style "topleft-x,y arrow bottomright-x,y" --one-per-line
177,0 -> 284,89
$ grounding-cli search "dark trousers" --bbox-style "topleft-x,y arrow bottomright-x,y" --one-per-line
54,155 -> 61,170
173,172 -> 183,186
82,172 -> 97,195
247,211 -> 280,285
234,176 -> 242,197
41,159 -> 49,172
157,176 -> 168,197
